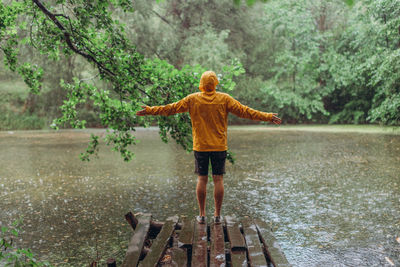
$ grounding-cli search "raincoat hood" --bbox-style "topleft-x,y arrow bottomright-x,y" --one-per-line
199,71 -> 219,94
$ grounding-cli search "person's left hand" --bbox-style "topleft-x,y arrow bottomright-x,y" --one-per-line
136,106 -> 147,116
271,113 -> 281,125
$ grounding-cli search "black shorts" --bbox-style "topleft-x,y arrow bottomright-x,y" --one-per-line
194,151 -> 227,176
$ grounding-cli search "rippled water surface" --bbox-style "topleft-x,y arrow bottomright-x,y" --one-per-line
0,127 -> 399,266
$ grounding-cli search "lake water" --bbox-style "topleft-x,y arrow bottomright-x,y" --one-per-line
0,127 -> 399,266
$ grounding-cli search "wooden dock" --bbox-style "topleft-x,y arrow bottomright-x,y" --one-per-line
120,212 -> 291,267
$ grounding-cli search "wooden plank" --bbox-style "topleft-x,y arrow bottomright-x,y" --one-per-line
210,222 -> 226,267
225,215 -> 246,251
178,216 -> 194,248
170,247 -> 188,267
242,217 -> 268,267
139,216 -> 179,267
122,214 -> 152,267
191,219 -> 208,267
125,212 -> 139,230
162,233 -> 187,267
254,219 -> 291,267
148,221 -> 165,239
230,250 -> 248,267
170,229 -> 188,267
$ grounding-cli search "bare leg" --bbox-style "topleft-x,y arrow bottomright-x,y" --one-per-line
212,175 -> 224,217
196,175 -> 208,216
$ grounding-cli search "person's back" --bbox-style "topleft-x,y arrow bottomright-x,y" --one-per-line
143,71 -> 277,152
137,70 -> 281,223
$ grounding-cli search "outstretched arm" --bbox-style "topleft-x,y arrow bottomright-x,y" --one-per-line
136,96 -> 190,116
227,95 -> 281,124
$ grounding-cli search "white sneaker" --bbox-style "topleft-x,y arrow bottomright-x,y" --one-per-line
213,216 -> 222,224
196,216 -> 206,224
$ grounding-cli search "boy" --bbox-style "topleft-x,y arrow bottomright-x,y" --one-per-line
136,71 -> 281,223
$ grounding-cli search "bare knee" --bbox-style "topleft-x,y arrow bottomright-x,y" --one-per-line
212,175 -> 223,183
198,175 -> 208,184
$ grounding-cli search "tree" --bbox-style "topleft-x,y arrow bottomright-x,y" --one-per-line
231,0 -> 349,123
0,0 -> 243,162
323,0 -> 400,125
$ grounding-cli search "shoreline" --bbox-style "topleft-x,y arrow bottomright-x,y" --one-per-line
1,124 -> 399,135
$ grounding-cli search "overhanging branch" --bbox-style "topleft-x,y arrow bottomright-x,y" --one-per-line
31,0 -> 158,101
32,0 -> 115,76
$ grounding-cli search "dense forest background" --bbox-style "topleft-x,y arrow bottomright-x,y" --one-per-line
1,0 -> 399,131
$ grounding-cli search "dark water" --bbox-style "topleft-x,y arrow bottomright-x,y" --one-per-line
0,127 -> 399,266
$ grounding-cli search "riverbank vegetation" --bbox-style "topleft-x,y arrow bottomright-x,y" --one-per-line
1,0 -> 399,160
1,219 -> 51,266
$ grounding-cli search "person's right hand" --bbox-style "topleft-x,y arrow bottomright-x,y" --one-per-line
271,113 -> 281,125
136,106 -> 148,116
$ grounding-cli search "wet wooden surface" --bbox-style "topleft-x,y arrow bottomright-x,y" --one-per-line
139,216 -> 178,267
192,220 -> 208,267
242,217 -> 268,267
210,222 -> 226,267
122,214 -> 152,267
122,212 -> 291,267
255,219 -> 292,267
178,216 -> 194,248
225,215 -> 246,251
171,246 -> 187,267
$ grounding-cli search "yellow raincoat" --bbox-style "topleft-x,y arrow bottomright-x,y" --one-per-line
145,71 -> 274,151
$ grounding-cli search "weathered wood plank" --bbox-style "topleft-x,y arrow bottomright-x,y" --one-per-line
178,216 -> 194,248
170,229 -> 188,267
192,219 -> 208,267
148,221 -> 165,240
125,212 -> 139,230
210,222 -> 225,267
242,217 -> 268,267
254,219 -> 291,267
225,215 -> 246,251
230,250 -> 248,267
162,233 -> 188,267
122,214 -> 152,267
139,216 -> 179,267
170,247 -> 187,267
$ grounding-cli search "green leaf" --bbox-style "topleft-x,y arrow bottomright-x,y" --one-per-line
246,0 -> 257,6
11,229 -> 18,237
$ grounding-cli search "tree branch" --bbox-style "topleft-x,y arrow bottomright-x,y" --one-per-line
31,0 -> 165,103
152,10 -> 174,28
53,13 -> 69,19
32,0 -> 115,76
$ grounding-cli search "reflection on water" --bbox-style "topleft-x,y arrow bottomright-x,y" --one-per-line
0,127 -> 399,266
